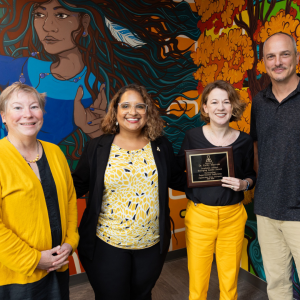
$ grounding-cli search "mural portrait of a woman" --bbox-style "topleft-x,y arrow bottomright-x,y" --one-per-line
0,0 -> 201,157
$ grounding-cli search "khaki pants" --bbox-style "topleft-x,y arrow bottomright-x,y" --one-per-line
185,201 -> 247,300
257,215 -> 300,300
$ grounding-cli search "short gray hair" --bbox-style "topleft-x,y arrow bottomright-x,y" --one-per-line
263,32 -> 298,56
0,82 -> 46,113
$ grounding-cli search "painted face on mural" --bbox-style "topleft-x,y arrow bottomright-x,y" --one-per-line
203,88 -> 232,126
33,0 -> 88,55
263,33 -> 300,84
116,90 -> 148,135
1,92 -> 43,139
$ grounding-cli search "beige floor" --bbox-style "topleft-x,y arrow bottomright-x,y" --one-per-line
70,258 -> 268,300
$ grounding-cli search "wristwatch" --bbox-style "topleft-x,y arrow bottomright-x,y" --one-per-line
243,179 -> 250,191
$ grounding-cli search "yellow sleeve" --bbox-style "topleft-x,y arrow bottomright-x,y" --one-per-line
62,157 -> 79,253
0,184 -> 41,276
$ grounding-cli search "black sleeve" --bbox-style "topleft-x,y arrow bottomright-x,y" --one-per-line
72,142 -> 90,198
176,132 -> 190,172
243,137 -> 256,189
250,99 -> 257,142
165,138 -> 186,192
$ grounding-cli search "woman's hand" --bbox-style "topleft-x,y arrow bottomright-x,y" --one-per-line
36,243 -> 73,273
36,245 -> 69,272
221,177 -> 247,192
46,243 -> 73,273
74,83 -> 107,139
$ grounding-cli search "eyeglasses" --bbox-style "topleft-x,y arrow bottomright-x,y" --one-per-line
118,102 -> 148,114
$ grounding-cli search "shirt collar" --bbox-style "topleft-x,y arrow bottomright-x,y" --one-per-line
263,78 -> 300,103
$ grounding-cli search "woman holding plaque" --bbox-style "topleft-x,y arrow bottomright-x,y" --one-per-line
72,84 -> 186,300
177,80 -> 256,300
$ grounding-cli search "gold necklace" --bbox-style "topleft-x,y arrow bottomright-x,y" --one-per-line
6,136 -> 40,163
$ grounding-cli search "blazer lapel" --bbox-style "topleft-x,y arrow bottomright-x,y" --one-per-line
94,134 -> 114,213
151,138 -> 167,214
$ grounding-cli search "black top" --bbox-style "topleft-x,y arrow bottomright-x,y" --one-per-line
0,151 -> 68,300
38,150 -> 62,248
72,134 -> 186,260
250,81 -> 300,221
177,127 -> 256,206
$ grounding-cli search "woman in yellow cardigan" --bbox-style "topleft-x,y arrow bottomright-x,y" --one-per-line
0,83 -> 79,299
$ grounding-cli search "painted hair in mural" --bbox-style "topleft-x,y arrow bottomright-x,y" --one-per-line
0,0 -> 202,170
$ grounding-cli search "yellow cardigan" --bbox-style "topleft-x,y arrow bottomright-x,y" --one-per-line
0,138 -> 79,285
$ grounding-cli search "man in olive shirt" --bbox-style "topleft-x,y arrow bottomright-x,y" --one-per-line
250,32 -> 300,300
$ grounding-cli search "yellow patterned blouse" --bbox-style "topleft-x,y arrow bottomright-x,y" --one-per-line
96,142 -> 160,249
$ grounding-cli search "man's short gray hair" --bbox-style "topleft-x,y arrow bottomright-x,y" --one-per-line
263,32 -> 298,56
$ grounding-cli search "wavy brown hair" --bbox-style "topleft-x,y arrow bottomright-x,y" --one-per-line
200,80 -> 246,123
102,84 -> 164,140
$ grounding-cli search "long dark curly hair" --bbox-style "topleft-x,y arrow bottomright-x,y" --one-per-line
102,84 -> 164,141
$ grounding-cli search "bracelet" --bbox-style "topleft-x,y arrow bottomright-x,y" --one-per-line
242,179 -> 250,191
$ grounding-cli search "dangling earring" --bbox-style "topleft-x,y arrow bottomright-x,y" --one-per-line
83,31 -> 88,37
116,121 -> 119,126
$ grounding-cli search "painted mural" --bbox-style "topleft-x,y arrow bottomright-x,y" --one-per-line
0,0 -> 203,276
0,0 -> 203,152
190,0 -> 300,298
0,0 -> 299,298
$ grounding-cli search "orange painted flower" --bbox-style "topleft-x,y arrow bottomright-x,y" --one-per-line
190,48 -> 201,66
233,51 -> 241,65
193,67 -> 203,81
221,3 -> 234,27
241,56 -> 254,73
256,59 -> 266,74
196,0 -> 246,33
234,0 -> 246,11
202,64 -> 218,86
192,28 -> 254,91
195,0 -> 226,23
257,10 -> 299,43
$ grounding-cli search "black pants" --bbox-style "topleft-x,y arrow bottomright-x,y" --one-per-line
79,238 -> 168,300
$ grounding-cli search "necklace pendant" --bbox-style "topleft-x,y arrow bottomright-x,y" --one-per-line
7,136 -> 40,163
29,154 -> 39,163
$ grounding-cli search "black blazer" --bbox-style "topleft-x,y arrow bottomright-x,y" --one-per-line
72,134 -> 186,260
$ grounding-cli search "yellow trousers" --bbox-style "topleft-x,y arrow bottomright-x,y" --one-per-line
185,200 -> 247,300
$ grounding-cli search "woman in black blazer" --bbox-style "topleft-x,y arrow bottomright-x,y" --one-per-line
72,84 -> 185,300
